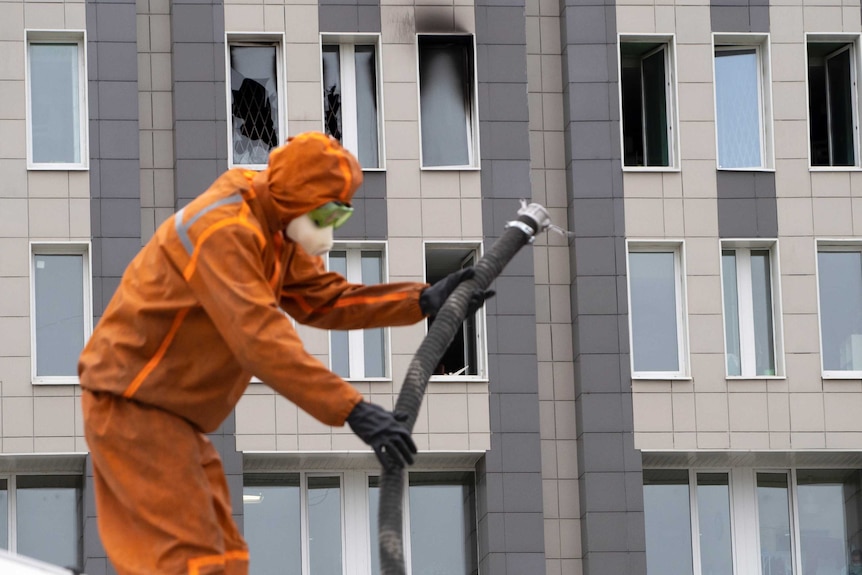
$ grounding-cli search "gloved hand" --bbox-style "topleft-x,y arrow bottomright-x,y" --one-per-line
347,401 -> 417,469
419,267 -> 495,317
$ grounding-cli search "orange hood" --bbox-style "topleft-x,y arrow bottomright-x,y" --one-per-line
260,132 -> 363,230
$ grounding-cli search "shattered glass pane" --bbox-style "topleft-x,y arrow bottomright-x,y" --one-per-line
230,45 -> 279,165
322,45 -> 343,142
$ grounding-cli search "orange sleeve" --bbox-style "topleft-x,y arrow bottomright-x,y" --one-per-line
183,224 -> 362,426
279,245 -> 429,330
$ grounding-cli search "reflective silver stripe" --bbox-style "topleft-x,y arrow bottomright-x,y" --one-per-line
174,195 -> 244,256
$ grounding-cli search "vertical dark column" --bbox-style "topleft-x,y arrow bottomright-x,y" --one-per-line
85,0 -> 140,567
560,0 -> 646,572
476,0 -> 546,572
171,0 -> 228,209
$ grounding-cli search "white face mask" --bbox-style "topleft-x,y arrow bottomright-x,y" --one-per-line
286,213 -> 334,256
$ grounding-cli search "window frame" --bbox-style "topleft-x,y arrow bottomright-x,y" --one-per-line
29,242 -> 93,385
625,240 -> 690,379
618,34 -> 680,172
712,34 -> 775,171
320,33 -> 385,171
243,468 -> 478,575
416,33 -> 481,171
224,32 -> 287,170
325,242 -> 391,381
25,30 -> 89,171
718,239 -> 785,379
805,33 -> 862,171
0,472 -> 84,564
814,239 -> 862,378
423,241 -> 488,382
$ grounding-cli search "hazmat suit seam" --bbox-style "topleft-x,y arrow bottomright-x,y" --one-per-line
121,307 -> 191,398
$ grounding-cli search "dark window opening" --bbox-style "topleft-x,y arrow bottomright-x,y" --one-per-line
808,42 -> 857,167
621,42 -> 672,167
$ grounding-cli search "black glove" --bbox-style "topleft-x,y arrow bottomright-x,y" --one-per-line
419,267 -> 495,317
347,401 -> 417,469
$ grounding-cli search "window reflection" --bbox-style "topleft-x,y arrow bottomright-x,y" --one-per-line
409,472 -> 477,575
697,473 -> 733,575
307,476 -> 343,575
243,474 -> 301,575
757,473 -> 793,575
629,251 -> 680,373
643,470 -> 693,575
16,475 -> 82,568
817,250 -> 862,371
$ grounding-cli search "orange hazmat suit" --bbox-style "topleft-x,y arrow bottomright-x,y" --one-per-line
79,133 -> 427,575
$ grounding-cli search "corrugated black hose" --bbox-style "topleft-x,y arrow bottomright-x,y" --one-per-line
378,203 -> 552,575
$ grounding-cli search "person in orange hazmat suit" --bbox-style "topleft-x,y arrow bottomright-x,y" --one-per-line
78,132 -> 491,575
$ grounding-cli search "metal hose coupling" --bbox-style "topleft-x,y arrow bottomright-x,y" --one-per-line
505,199 -> 557,242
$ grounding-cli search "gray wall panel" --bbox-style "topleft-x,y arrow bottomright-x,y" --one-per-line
476,2 -> 545,570
710,0 -> 769,32
717,172 -> 778,237
562,0 -> 646,571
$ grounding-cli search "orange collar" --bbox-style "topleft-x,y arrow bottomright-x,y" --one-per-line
251,170 -> 284,236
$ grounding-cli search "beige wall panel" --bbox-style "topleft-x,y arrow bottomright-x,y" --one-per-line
24,3 -> 65,29
29,198 -> 70,238
813,197 -> 853,235
789,392 -> 825,431
824,392 -> 862,431
224,4 -> 265,30
681,160 -> 718,198
616,6 -> 656,33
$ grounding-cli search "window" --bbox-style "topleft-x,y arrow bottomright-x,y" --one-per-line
713,36 -> 773,169
228,36 -> 284,168
817,244 -> 862,376
626,242 -> 688,378
26,31 -> 88,169
620,36 -> 678,169
643,467 -> 862,575
30,243 -> 92,384
425,244 -> 486,379
807,36 -> 860,168
322,35 -> 383,169
721,242 -> 783,377
0,475 -> 83,568
418,35 -> 479,169
244,471 -> 477,575
327,246 -> 387,379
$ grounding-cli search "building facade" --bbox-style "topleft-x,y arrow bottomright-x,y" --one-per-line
3,0 -> 862,573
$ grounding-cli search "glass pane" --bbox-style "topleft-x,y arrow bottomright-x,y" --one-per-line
322,45 -> 343,143
362,252 -> 385,377
369,476 -> 380,575
751,250 -> 776,376
797,470 -> 862,575
643,470 -> 693,575
697,473 -> 733,575
0,479 -> 7,550
17,476 -> 82,568
328,251 -> 350,376
29,43 -> 80,164
722,250 -> 742,376
817,251 -> 862,371
409,472 -> 477,575
642,47 -> 670,167
629,251 -> 680,372
355,45 -> 379,168
419,38 -> 472,167
243,474 -> 301,575
308,476 -> 343,575
715,48 -> 763,168
230,45 -> 279,165
35,254 -> 85,377
757,473 -> 793,575
826,47 -> 855,166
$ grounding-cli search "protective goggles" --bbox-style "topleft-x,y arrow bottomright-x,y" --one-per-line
308,201 -> 354,229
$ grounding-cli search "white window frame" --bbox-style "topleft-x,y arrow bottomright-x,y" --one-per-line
423,242 -> 488,382
29,242 -> 93,385
243,468 -> 478,575
626,240 -> 690,379
325,242 -> 391,381
0,472 -> 84,560
618,34 -> 680,172
25,30 -> 89,171
225,32 -> 287,170
805,33 -> 862,171
320,33 -> 385,171
815,239 -> 862,378
416,33 -> 481,171
719,240 -> 785,379
712,34 -> 775,171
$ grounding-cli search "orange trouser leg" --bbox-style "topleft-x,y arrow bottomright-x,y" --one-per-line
83,390 -> 249,575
